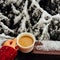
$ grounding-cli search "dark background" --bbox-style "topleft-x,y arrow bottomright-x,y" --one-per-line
15,51 -> 60,60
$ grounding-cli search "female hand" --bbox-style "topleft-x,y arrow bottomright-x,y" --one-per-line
3,38 -> 18,50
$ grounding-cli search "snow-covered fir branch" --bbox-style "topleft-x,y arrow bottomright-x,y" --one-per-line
0,0 -> 60,41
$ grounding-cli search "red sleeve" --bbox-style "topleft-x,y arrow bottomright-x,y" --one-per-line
0,46 -> 17,60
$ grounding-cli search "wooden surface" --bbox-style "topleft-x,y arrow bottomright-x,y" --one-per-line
15,41 -> 60,60
32,41 -> 60,55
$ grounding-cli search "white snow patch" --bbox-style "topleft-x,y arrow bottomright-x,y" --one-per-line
36,41 -> 60,51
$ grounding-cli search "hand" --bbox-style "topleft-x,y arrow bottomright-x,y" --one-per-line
3,38 -> 18,50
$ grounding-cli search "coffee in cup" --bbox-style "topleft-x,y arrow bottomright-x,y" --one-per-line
17,32 -> 36,53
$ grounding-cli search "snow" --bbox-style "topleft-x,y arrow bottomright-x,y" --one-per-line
0,22 -> 14,33
18,17 -> 27,32
0,0 -> 3,4
14,14 -> 22,25
11,4 -> 20,15
0,33 -> 13,47
40,24 -> 50,40
36,41 -> 60,51
16,0 -> 22,6
5,0 -> 17,4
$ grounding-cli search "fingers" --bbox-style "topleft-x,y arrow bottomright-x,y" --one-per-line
3,39 -> 13,46
15,46 -> 19,50
12,38 -> 19,50
11,38 -> 17,48
3,38 -> 18,50
12,38 -> 17,45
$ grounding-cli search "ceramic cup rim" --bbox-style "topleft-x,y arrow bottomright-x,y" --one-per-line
17,32 -> 36,49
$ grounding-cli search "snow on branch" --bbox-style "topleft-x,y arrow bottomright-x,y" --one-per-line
0,0 -> 60,41
0,22 -> 14,34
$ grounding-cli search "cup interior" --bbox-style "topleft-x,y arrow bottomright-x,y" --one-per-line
17,33 -> 36,48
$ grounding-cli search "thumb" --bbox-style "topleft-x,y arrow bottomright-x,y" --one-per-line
12,38 -> 19,50
12,38 -> 17,47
